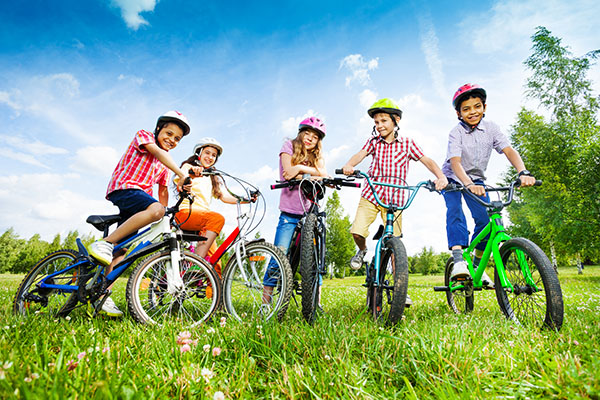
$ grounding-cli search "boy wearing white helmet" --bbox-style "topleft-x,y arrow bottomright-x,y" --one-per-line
87,111 -> 191,316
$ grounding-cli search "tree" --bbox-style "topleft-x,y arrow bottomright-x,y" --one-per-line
409,246 -> 447,275
324,191 -> 355,278
506,26 -> 600,263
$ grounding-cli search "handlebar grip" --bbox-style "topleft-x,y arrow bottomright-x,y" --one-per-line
271,182 -> 290,190
534,180 -> 542,186
334,169 -> 344,175
339,181 -> 361,188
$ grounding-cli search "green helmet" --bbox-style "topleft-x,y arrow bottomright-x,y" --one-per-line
367,98 -> 403,119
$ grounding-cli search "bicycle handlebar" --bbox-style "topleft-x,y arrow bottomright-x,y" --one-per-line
270,176 -> 360,190
446,179 -> 542,209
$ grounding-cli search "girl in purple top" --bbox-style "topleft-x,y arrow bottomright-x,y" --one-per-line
262,117 -> 328,304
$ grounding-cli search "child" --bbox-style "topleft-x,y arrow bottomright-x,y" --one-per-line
174,137 -> 250,276
443,84 -> 536,284
88,110 -> 191,316
262,117 -> 328,305
341,98 -> 448,306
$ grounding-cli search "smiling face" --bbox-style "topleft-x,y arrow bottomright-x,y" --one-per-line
373,113 -> 399,142
300,129 -> 320,151
156,122 -> 184,151
456,96 -> 486,127
197,146 -> 219,168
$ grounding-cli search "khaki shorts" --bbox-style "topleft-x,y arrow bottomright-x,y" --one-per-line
350,197 -> 402,238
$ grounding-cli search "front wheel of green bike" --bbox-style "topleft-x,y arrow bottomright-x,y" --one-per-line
299,213 -> 320,324
13,249 -> 80,318
222,241 -> 293,322
496,238 -> 563,330
444,257 -> 474,314
372,236 -> 408,325
126,250 -> 220,327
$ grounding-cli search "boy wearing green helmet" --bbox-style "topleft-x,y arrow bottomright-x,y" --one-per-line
342,98 -> 448,305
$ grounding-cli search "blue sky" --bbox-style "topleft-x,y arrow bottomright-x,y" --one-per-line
1,0 -> 599,255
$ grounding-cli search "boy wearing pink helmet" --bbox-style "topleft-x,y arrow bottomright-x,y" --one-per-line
442,84 -> 536,284
342,99 -> 448,306
262,117 -> 328,306
87,111 -> 191,316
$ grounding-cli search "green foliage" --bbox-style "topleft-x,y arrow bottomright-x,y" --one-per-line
324,191 -> 355,278
506,26 -> 600,263
0,229 -> 97,274
408,247 -> 449,275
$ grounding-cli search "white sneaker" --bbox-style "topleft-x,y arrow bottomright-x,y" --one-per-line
405,293 -> 413,307
481,270 -> 495,288
100,296 -> 123,317
350,249 -> 367,270
451,260 -> 470,280
88,240 -> 114,266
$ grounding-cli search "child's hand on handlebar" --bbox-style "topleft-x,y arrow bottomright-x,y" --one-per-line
433,176 -> 448,191
467,183 -> 486,196
188,166 -> 204,177
518,174 -> 536,187
341,164 -> 354,176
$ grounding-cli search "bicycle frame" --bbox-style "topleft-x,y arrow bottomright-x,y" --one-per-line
358,172 -> 434,286
448,182 -> 541,293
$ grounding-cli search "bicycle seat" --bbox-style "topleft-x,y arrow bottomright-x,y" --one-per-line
86,214 -> 122,232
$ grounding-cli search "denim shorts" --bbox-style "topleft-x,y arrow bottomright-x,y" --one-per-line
107,189 -> 159,223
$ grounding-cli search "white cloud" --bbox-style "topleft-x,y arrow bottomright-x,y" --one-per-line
417,13 -> 446,99
1,135 -> 68,156
111,0 -> 158,30
339,54 -> 379,87
358,89 -> 378,109
280,109 -> 321,138
117,74 -> 145,86
71,146 -> 120,177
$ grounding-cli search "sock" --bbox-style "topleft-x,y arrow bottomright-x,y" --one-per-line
452,249 -> 463,262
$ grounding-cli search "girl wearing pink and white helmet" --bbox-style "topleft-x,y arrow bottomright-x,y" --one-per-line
262,116 -> 328,304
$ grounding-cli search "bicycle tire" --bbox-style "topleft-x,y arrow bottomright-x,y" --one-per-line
222,241 -> 293,322
374,236 -> 408,325
444,257 -> 474,314
299,213 -> 320,324
13,249 -> 80,318
495,238 -> 563,330
126,250 -> 220,327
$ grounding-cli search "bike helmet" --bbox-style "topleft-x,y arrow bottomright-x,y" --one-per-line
194,137 -> 223,156
367,98 -> 403,119
298,117 -> 326,139
156,110 -> 191,136
452,84 -> 487,110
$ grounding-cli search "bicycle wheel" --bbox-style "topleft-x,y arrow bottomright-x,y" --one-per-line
299,213 -> 320,324
13,249 -> 80,318
373,236 -> 408,325
126,250 -> 220,327
444,257 -> 474,314
222,241 -> 292,322
495,238 -> 563,330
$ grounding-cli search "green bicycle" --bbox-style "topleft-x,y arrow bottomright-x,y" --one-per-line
434,179 -> 564,330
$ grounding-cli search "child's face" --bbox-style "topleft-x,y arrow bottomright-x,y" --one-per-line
198,146 -> 219,168
373,113 -> 398,140
156,122 -> 184,151
456,96 -> 486,126
301,129 -> 320,151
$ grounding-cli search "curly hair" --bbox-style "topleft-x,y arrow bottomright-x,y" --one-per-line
290,129 -> 323,167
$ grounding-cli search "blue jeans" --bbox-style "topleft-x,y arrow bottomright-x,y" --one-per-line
443,179 -> 490,251
263,212 -> 301,287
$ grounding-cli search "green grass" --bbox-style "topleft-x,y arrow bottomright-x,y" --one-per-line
1,267 -> 599,399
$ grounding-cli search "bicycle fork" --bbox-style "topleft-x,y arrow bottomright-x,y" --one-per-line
165,233 -> 185,294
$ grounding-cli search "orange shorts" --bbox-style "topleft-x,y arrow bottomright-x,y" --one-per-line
175,209 -> 225,276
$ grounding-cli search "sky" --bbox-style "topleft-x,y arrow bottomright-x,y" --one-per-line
1,0 -> 599,256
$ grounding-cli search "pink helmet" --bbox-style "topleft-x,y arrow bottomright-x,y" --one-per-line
298,116 -> 326,139
452,84 -> 487,110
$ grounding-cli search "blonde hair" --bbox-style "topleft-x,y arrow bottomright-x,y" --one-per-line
290,129 -> 323,167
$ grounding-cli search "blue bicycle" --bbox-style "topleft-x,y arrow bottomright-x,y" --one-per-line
13,186 -> 222,326
338,169 -> 436,325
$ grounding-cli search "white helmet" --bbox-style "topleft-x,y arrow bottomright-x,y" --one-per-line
194,137 -> 223,156
156,110 -> 191,136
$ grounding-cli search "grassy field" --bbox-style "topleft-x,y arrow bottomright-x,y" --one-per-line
1,266 -> 599,399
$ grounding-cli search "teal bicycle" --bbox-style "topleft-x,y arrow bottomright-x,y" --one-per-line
337,169 -> 436,325
433,179 -> 564,331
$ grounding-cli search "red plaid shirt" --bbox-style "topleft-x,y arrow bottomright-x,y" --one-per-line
361,135 -> 424,206
106,130 -> 169,198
